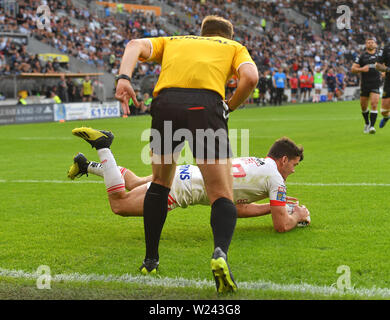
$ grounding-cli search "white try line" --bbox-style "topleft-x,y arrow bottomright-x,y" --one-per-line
241,117 -> 361,122
0,267 -> 389,298
0,180 -> 389,187
0,137 -> 74,140
288,182 -> 390,187
0,179 -> 103,184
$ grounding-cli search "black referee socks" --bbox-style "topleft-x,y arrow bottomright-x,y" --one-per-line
143,182 -> 171,260
210,197 -> 237,255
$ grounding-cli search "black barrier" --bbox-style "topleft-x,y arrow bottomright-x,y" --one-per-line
0,105 -> 17,125
15,104 -> 54,124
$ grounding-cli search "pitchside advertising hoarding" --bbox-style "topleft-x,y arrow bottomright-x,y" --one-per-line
54,101 -> 121,121
15,104 -> 55,124
0,101 -> 121,125
0,105 -> 16,125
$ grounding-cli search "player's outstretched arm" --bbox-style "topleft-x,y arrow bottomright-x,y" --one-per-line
271,205 -> 309,233
235,196 -> 299,219
235,203 -> 271,218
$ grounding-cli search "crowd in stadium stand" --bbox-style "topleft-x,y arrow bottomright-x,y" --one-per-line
1,0 -> 390,106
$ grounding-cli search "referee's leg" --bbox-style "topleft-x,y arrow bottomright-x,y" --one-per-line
198,160 -> 238,292
198,160 -> 236,255
142,155 -> 176,270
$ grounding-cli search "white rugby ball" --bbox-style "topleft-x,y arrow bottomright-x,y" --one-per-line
286,203 -> 311,227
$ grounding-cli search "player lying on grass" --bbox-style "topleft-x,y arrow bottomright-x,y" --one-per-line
68,128 -> 311,233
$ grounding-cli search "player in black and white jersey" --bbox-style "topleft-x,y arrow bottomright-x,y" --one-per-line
351,38 -> 381,134
375,41 -> 390,128
68,136 -> 310,233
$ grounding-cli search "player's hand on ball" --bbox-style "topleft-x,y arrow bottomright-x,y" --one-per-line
287,203 -> 311,227
300,205 -> 311,225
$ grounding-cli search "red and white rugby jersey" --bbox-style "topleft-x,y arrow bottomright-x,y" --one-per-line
165,157 -> 286,211
230,157 -> 286,206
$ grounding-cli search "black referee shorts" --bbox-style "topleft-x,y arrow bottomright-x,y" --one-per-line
149,88 -> 232,160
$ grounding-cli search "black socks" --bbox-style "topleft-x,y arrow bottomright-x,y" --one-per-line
210,197 -> 237,255
370,111 -> 378,127
143,182 -> 171,260
143,189 -> 237,260
362,110 -> 370,125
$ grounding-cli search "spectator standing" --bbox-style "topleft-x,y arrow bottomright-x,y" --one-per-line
273,67 -> 286,105
289,72 -> 298,103
307,71 -> 314,101
326,68 -> 337,102
257,71 -> 267,106
312,65 -> 327,103
82,75 -> 93,102
58,74 -> 69,103
67,77 -> 76,102
299,69 -> 309,102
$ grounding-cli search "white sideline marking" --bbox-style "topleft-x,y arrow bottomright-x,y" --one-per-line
1,180 -> 389,187
16,137 -> 73,140
242,118 -> 360,122
0,267 -> 389,298
0,179 -> 102,184
289,182 -> 390,187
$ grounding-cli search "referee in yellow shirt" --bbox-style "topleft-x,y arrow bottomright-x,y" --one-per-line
115,15 -> 258,293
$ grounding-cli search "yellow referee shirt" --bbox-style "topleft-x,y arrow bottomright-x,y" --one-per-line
142,35 -> 255,99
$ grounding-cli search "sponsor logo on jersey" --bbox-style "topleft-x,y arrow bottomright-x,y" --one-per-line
236,199 -> 248,204
179,165 -> 191,180
276,186 -> 287,202
242,157 -> 265,166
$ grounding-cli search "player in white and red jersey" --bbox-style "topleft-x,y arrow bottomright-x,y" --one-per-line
68,137 -> 310,232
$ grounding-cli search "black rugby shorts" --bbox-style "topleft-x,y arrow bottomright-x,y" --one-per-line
149,88 -> 232,160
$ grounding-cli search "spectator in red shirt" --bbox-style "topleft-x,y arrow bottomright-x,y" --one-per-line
289,72 -> 298,103
292,61 -> 299,72
299,69 -> 309,103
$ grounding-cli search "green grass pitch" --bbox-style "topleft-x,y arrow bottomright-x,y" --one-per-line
1,100 -> 390,300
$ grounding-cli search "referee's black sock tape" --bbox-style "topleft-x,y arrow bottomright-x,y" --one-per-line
143,182 -> 170,260
210,197 -> 237,255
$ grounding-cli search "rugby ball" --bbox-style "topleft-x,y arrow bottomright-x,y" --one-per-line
286,203 -> 311,227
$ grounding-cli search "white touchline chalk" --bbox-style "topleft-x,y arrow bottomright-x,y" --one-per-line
0,267 -> 389,298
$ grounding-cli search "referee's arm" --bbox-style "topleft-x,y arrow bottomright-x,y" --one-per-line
228,63 -> 259,111
115,39 -> 152,114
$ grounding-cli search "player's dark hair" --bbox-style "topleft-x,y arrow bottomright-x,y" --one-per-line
200,15 -> 234,39
267,137 -> 304,161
